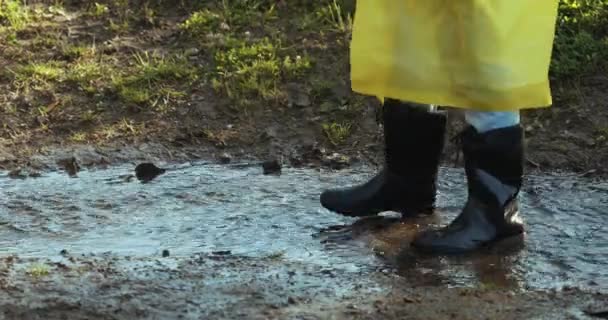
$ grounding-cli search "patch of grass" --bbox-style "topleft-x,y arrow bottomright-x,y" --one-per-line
46,3 -> 67,17
140,2 -> 157,25
80,109 -> 98,122
218,0 -> 278,27
27,263 -> 50,277
90,119 -> 144,141
552,31 -> 607,78
132,52 -> 196,83
116,85 -> 150,104
17,61 -> 65,81
180,9 -> 222,34
109,19 -> 129,33
323,121 -> 352,146
552,0 -> 608,79
31,33 -> 62,49
69,132 -> 88,142
67,60 -> 105,87
202,127 -> 237,147
179,1 -> 278,39
316,0 -> 353,32
0,0 -> 30,31
212,37 -> 311,107
296,0 -> 353,32
112,52 -> 197,109
90,2 -> 109,18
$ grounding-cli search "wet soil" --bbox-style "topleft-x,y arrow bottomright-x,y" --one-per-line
1,164 -> 606,319
0,2 -> 607,318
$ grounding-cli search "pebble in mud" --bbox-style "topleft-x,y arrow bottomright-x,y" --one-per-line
57,157 -> 81,177
7,168 -> 42,179
262,159 -> 282,175
8,168 -> 27,179
219,153 -> 232,164
135,163 -> 166,183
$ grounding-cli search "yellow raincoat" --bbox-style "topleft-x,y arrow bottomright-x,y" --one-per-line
350,0 -> 560,111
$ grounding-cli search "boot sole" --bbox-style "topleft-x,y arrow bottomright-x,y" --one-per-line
412,232 -> 525,255
332,206 -> 435,218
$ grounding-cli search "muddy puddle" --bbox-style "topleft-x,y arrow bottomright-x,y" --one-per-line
0,163 -> 606,319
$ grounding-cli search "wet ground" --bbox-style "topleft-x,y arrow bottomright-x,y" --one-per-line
0,163 -> 607,319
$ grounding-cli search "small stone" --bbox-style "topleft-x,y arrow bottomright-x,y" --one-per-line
8,168 -> 27,179
323,153 -> 351,169
262,159 -> 282,175
135,163 -> 166,183
220,22 -> 231,31
29,171 -> 42,178
57,157 -> 80,177
403,297 -> 416,303
74,146 -> 108,167
184,48 -> 199,56
162,249 -> 170,257
219,153 -> 232,164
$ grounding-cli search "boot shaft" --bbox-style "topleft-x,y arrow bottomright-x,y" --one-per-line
382,100 -> 448,179
461,125 -> 524,208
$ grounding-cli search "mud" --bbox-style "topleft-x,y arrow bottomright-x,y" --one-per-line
0,163 -> 606,319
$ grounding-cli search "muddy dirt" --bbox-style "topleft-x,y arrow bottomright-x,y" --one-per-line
1,163 -> 606,319
1,2 -> 607,319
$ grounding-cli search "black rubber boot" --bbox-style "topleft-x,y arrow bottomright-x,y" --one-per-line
412,125 -> 525,254
320,100 -> 447,217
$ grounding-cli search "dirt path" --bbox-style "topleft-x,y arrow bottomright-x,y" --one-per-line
1,164 -> 607,320
1,254 -> 605,320
1,2 -> 607,319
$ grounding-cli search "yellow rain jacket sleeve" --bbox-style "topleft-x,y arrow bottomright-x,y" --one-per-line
350,0 -> 560,111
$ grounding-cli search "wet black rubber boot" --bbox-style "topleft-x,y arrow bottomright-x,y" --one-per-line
320,100 -> 447,217
412,125 -> 525,254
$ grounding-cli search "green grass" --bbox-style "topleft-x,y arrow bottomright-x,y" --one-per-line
323,121 -> 352,145
552,0 -> 608,79
17,61 -> 65,81
27,263 -> 50,278
67,60 -> 106,91
211,37 -> 312,107
62,44 -> 97,61
180,9 -> 222,34
90,2 -> 110,17
1,0 -> 606,142
11,49 -> 197,111
112,52 -> 197,109
316,0 -> 353,32
0,0 -> 30,31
